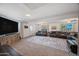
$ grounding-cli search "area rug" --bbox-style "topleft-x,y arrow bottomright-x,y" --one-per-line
26,36 -> 69,52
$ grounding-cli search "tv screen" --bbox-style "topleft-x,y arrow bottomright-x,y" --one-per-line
0,17 -> 18,35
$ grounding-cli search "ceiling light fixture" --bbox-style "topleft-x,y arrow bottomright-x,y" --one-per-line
26,14 -> 31,17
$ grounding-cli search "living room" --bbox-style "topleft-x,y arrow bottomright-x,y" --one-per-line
0,3 -> 79,56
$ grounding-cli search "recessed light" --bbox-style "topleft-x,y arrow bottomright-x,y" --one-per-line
26,14 -> 31,17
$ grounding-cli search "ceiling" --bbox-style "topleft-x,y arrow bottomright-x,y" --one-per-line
24,3 -> 48,10
0,3 -> 79,22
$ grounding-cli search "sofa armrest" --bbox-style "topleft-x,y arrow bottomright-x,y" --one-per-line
67,40 -> 75,45
72,40 -> 78,45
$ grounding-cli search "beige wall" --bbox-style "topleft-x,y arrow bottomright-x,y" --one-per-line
78,19 -> 79,56
73,19 -> 78,32
34,22 -> 62,32
49,23 -> 61,31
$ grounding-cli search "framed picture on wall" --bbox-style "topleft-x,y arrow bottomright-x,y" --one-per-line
24,25 -> 28,28
51,26 -> 56,30
66,23 -> 73,30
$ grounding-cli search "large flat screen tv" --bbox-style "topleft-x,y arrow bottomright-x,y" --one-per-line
0,17 -> 18,35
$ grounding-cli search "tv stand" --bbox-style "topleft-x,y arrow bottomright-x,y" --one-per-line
0,32 -> 21,46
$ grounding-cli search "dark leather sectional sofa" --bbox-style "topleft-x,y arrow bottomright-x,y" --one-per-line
67,36 -> 78,54
49,31 -> 69,39
36,31 -> 78,39
49,31 -> 78,39
36,31 -> 48,36
36,31 -> 78,54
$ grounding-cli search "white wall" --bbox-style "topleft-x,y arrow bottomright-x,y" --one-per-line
19,22 -> 39,38
19,17 -> 78,38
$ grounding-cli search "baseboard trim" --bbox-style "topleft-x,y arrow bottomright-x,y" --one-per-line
23,35 -> 35,39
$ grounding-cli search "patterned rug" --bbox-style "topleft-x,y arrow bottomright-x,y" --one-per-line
26,36 -> 69,52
